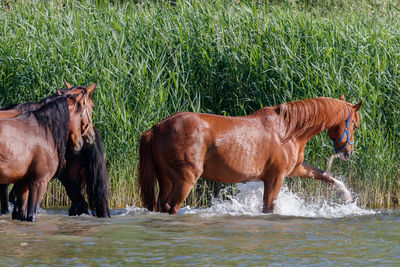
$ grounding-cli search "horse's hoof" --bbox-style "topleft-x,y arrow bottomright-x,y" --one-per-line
168,205 -> 179,215
162,203 -> 171,213
344,193 -> 353,202
262,207 -> 274,213
68,206 -> 78,216
25,215 -> 36,222
69,202 -> 89,216
12,207 -> 20,220
17,215 -> 27,221
78,203 -> 89,216
1,209 -> 9,214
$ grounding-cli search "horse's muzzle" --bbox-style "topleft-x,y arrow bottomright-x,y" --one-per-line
73,138 -> 84,152
339,150 -> 353,160
84,131 -> 96,145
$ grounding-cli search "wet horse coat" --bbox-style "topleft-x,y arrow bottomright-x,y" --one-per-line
0,86 -> 96,221
0,83 -> 109,218
0,96 -> 79,221
139,97 -> 362,214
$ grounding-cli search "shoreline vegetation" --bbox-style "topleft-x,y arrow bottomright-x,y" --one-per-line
1,0 -> 399,210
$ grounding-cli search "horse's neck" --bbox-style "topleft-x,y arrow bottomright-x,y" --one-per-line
296,108 -> 349,143
279,98 -> 350,144
297,118 -> 334,142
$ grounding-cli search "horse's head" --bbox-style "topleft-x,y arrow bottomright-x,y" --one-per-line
59,82 -> 97,151
327,95 -> 363,160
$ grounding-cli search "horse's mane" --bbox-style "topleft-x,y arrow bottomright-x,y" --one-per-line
0,101 -> 41,112
82,127 -> 110,217
277,97 -> 351,143
0,94 -> 61,112
31,96 -> 72,176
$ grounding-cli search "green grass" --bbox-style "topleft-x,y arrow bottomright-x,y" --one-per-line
0,0 -> 399,209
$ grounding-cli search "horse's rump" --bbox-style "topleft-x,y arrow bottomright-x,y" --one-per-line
0,96 -> 71,180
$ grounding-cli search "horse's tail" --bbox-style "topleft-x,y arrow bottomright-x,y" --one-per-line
138,129 -> 157,211
84,128 -> 111,217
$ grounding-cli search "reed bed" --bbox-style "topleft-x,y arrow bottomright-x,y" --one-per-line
0,0 -> 399,209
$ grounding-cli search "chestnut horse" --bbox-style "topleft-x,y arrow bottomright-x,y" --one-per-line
0,83 -> 110,218
0,89 -> 95,221
139,96 -> 362,214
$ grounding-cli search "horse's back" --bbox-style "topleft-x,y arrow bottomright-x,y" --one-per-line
150,110 -> 282,183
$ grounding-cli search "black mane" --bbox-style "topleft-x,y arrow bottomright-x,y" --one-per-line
31,96 -> 71,176
82,128 -> 110,217
0,94 -> 60,112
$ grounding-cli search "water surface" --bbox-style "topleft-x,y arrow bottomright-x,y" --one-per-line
1,183 -> 399,266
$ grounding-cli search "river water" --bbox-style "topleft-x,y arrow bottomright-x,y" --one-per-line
1,182 -> 399,266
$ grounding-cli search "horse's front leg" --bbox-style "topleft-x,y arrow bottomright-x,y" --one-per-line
0,184 -> 9,214
262,174 -> 284,213
59,174 -> 88,216
11,183 -> 29,220
290,162 -> 352,201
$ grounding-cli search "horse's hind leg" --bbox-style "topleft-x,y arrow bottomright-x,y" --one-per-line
0,184 -> 9,214
262,174 -> 284,213
165,166 -> 202,215
26,176 -> 51,222
156,174 -> 173,212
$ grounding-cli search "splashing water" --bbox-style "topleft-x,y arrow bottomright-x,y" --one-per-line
120,181 -> 375,218
179,182 -> 375,218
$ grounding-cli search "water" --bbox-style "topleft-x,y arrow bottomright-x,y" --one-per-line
1,182 -> 399,266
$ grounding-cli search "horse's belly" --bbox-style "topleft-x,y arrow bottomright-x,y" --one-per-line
202,149 -> 265,183
0,157 -> 31,183
202,129 -> 271,182
0,141 -> 32,183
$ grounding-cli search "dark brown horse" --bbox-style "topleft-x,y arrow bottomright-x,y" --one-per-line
59,127 -> 110,217
139,96 -> 362,214
58,82 -> 110,217
0,88 -> 95,221
0,83 -> 110,218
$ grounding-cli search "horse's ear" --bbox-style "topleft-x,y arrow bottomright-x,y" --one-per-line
353,100 -> 363,111
57,90 -> 63,96
64,80 -> 73,89
340,94 -> 345,101
86,83 -> 97,95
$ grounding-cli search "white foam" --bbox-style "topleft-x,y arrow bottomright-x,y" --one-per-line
112,205 -> 149,216
118,181 -> 375,218
178,182 -> 376,218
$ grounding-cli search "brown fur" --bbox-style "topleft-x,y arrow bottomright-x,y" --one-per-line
138,130 -> 157,211
138,97 -> 362,214
0,90 -> 94,221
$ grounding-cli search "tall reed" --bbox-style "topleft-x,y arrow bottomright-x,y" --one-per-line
0,0 -> 399,209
